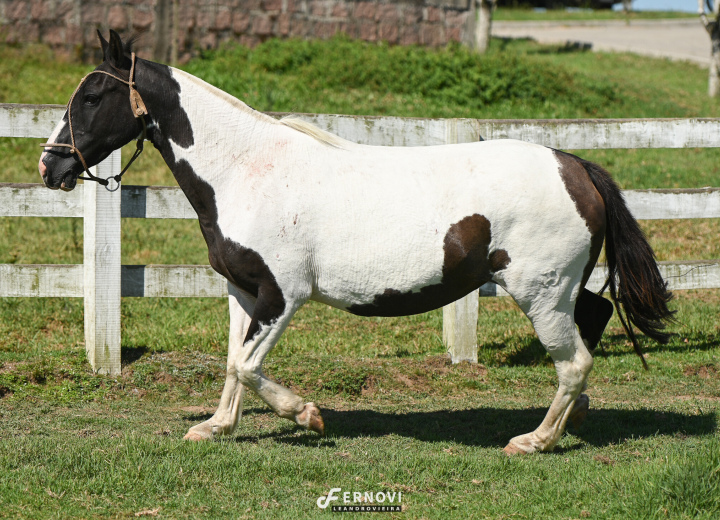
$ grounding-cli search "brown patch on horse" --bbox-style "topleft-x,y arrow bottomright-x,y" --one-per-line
443,214 -> 511,289
489,249 -> 511,272
554,150 -> 606,288
349,214 -> 510,317
443,214 -> 493,284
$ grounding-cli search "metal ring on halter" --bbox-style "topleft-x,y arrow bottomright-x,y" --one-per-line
105,176 -> 121,192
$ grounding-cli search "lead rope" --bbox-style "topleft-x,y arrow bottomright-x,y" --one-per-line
39,52 -> 148,192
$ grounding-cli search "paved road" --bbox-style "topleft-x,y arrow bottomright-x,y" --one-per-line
492,19 -> 710,66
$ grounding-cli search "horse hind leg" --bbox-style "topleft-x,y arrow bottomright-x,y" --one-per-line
503,283 -> 594,454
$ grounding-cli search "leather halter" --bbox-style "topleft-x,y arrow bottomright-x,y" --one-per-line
39,52 -> 148,191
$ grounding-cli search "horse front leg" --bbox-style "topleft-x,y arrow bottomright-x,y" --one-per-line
235,298 -> 325,435
184,285 -> 254,441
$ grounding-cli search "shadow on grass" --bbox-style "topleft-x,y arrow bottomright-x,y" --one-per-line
597,333 -> 720,356
480,333 -> 720,368
479,338 -> 553,367
122,346 -> 149,366
224,406 -> 716,449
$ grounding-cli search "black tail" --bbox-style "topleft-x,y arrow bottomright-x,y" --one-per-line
580,159 -> 675,369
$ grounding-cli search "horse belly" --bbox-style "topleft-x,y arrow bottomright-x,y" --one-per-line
345,278 -> 491,317
311,213 -> 505,317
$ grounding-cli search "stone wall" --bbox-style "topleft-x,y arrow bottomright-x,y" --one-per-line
0,0 -> 476,62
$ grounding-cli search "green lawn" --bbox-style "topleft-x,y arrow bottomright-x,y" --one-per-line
0,293 -> 718,519
0,37 -> 718,518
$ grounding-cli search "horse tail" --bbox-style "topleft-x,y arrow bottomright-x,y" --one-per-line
580,158 -> 675,369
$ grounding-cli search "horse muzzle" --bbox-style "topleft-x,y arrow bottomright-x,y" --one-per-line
39,154 -> 80,191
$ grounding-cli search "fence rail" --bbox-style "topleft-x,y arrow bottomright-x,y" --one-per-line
2,103 -> 719,374
4,182 -> 720,222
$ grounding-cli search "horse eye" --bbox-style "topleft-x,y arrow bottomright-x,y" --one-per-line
84,94 -> 100,106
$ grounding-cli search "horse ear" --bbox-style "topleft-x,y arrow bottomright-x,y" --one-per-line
97,30 -> 109,60
106,29 -> 127,68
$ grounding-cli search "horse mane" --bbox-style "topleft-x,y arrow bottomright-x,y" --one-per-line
279,116 -> 350,149
169,68 -> 350,149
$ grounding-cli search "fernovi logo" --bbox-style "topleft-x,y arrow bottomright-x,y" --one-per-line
317,488 -> 403,512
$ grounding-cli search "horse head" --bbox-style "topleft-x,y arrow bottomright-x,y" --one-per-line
38,30 -> 147,191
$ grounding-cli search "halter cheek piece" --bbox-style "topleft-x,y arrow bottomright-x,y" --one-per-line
39,52 -> 148,192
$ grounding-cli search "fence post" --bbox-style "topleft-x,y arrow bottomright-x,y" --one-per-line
442,119 -> 479,363
83,150 -> 122,376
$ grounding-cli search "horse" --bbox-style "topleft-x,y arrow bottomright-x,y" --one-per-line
38,31 -> 674,454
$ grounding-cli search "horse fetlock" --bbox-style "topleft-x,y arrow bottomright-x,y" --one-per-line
211,420 -> 237,436
296,402 -> 325,436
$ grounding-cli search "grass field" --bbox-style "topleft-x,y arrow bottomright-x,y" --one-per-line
0,37 -> 719,518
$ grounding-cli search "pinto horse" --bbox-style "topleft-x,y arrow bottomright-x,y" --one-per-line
38,31 -> 674,454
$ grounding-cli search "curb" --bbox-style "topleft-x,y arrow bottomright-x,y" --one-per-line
493,18 -> 700,29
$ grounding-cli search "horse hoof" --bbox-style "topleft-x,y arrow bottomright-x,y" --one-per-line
569,394 -> 590,430
183,431 -> 210,441
504,432 -> 543,454
503,442 -> 530,456
298,402 -> 325,436
184,422 -> 213,441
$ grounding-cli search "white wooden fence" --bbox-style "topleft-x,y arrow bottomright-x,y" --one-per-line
2,103 -> 720,375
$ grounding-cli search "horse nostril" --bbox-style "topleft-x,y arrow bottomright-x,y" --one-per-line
38,159 -> 48,178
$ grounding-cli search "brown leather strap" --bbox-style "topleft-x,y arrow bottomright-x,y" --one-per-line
128,52 -> 148,117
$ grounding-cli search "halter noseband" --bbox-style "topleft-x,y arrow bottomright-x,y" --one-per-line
39,52 -> 148,192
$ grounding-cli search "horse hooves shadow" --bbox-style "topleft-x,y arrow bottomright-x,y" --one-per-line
313,407 -> 715,449
183,406 -> 715,449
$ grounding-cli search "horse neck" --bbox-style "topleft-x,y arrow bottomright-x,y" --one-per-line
139,62 -> 280,191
